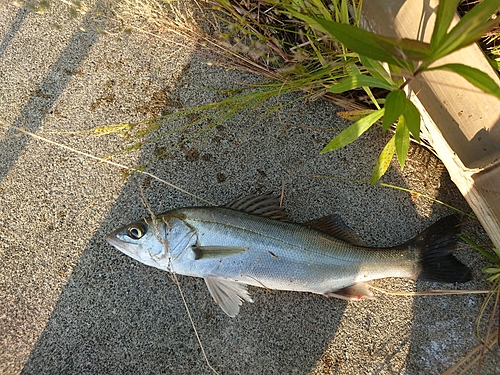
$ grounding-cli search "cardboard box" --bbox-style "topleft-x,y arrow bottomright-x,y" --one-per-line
361,0 -> 500,250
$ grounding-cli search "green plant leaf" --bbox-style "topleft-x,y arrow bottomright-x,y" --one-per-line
483,266 -> 500,274
395,116 -> 410,169
487,273 -> 500,282
359,56 -> 397,87
312,18 -> 431,68
285,12 -> 425,70
370,135 -> 395,184
321,108 -> 385,153
431,0 -> 461,51
402,99 -> 421,142
429,63 -> 500,100
328,75 -> 395,94
382,89 -> 406,132
430,0 -> 500,61
348,64 -> 381,109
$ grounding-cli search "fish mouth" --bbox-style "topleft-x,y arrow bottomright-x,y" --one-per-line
105,230 -> 135,255
104,232 -> 118,247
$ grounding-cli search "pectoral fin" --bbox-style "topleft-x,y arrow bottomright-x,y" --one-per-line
193,246 -> 248,260
325,282 -> 374,301
204,275 -> 254,317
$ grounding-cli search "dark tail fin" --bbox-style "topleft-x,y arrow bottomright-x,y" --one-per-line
410,215 -> 472,283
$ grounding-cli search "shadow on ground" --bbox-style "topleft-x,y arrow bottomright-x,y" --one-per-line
2,3 -> 496,373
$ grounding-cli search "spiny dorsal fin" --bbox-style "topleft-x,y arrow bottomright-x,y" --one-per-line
304,214 -> 363,245
224,192 -> 290,221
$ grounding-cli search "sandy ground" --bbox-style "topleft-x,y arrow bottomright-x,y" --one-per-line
1,2 -> 499,374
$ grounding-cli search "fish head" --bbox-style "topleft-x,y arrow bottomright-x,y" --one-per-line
105,213 -> 196,271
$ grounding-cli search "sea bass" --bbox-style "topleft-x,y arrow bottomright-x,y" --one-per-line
106,193 -> 472,317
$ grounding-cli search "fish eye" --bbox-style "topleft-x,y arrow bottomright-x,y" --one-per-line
127,224 -> 147,239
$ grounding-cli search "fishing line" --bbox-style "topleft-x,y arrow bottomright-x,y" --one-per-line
139,187 -> 220,375
7,124 -> 219,373
370,285 -> 491,296
171,271 -> 221,375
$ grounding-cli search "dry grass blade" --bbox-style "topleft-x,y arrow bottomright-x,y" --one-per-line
370,285 -> 491,297
4,125 -> 215,205
442,332 -> 498,375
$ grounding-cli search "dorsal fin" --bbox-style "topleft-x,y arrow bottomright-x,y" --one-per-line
224,192 -> 290,221
304,214 -> 363,245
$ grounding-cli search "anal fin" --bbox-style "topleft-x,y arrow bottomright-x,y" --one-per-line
325,282 -> 374,301
204,275 -> 254,317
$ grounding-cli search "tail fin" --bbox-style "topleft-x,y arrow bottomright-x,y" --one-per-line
410,215 -> 472,283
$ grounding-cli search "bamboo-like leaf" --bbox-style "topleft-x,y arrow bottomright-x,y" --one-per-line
483,267 -> 500,274
429,63 -> 500,100
487,273 -> 500,282
348,64 -> 381,109
430,0 -> 500,61
321,108 -> 385,153
328,75 -> 395,93
431,0 -> 461,50
382,89 -> 406,132
286,13 -> 424,70
395,116 -> 410,169
402,99 -> 421,142
370,135 -> 395,184
359,56 -> 396,87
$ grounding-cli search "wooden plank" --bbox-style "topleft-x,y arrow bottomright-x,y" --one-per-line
361,0 -> 500,250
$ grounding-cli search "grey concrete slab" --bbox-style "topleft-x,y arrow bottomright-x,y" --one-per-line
1,1 -> 498,374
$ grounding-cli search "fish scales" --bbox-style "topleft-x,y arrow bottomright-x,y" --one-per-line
176,207 -> 416,290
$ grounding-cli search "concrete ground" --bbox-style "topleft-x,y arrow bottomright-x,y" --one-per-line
1,1 -> 499,374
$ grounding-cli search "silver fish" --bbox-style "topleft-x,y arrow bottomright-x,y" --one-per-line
106,193 -> 471,317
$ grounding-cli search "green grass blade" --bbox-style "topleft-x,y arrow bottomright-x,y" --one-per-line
402,99 -> 421,142
431,0 -> 500,61
348,63 -> 382,109
460,235 -> 498,264
321,108 -> 385,153
328,75 -> 395,93
379,184 -> 476,218
287,13 -> 416,69
429,63 -> 500,100
431,0 -> 461,51
359,56 -> 397,87
395,116 -> 410,169
370,135 -> 395,184
382,89 -> 406,132
340,0 -> 349,24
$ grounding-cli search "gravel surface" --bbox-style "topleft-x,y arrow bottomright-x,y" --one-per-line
1,2 -> 498,374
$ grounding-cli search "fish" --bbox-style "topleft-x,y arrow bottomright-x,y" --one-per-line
105,193 -> 472,317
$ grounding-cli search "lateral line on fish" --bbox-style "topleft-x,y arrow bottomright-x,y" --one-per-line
186,216 -> 359,261
370,285 -> 491,296
7,125 -> 215,206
